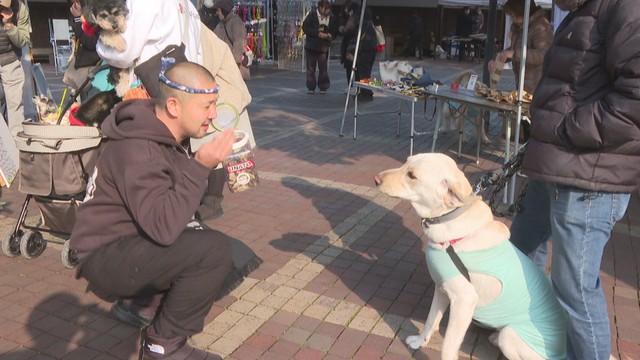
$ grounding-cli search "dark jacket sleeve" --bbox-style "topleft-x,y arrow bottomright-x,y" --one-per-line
119,144 -> 210,246
562,0 -> 640,150
71,17 -> 98,51
302,10 -> 320,40
303,10 -> 333,53
341,13 -> 358,38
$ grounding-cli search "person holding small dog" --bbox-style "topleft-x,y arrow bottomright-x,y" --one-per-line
508,0 -> 640,359
71,60 -> 233,360
0,0 -> 30,137
302,0 -> 338,94
64,0 -> 101,100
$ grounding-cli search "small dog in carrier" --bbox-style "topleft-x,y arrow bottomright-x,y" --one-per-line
32,94 -> 70,125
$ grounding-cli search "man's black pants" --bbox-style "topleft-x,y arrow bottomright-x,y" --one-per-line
77,229 -> 232,339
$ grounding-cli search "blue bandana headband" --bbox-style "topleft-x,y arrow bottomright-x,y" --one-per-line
158,57 -> 220,94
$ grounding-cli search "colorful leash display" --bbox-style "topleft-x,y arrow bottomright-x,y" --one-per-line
235,2 -> 271,62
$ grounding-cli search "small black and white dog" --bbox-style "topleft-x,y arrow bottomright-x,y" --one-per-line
74,89 -> 122,128
83,0 -> 131,96
83,0 -> 129,52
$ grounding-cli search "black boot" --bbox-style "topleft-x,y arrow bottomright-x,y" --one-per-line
140,327 -> 222,360
195,195 -> 223,221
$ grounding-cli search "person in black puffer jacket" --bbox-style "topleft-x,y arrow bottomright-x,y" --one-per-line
509,0 -> 640,359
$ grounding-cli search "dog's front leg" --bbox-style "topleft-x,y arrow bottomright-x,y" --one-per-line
440,276 -> 478,360
406,286 -> 450,350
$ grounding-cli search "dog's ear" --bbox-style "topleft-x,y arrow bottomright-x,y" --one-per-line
443,171 -> 478,207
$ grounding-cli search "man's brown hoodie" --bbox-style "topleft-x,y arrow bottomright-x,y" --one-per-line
70,100 -> 210,257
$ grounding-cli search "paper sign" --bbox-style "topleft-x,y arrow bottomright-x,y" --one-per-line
0,113 -> 19,187
467,74 -> 478,91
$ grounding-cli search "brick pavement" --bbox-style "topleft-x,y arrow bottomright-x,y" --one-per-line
0,59 -> 638,359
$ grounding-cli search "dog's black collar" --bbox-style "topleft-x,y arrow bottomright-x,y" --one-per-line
421,204 -> 472,229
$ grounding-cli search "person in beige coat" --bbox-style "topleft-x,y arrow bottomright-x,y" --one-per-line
212,0 -> 250,80
192,23 -> 255,220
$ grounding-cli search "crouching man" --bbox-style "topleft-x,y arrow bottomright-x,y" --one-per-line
70,60 -> 235,360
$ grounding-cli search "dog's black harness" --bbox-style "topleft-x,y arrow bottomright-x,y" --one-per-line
422,204 -> 472,281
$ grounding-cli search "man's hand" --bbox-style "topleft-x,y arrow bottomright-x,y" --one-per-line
194,129 -> 235,169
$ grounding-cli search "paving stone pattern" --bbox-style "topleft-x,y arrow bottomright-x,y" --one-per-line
0,60 -> 638,359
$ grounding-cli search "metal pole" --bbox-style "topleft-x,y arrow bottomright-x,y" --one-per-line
509,0 -> 532,204
339,0 -> 367,137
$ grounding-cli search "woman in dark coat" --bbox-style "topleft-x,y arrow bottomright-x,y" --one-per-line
340,2 -> 377,101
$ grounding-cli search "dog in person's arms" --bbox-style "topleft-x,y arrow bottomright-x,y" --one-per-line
83,0 -> 128,51
83,0 -> 130,97
375,153 -> 566,360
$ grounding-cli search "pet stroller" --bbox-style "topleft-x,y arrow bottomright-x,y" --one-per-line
1,67 -> 106,268
1,123 -> 103,268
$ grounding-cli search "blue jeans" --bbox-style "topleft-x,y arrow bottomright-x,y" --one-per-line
510,178 -> 630,360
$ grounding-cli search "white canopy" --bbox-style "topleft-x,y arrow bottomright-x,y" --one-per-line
337,0 -> 552,9
438,0 -> 552,8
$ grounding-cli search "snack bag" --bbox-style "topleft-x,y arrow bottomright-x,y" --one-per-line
224,130 -> 259,193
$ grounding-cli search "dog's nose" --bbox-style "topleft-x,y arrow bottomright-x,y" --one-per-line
374,175 -> 382,186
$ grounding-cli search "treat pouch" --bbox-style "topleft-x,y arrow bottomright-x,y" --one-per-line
224,130 -> 259,193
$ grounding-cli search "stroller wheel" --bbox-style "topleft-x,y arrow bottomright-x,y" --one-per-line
61,240 -> 78,269
2,230 -> 22,257
19,231 -> 47,259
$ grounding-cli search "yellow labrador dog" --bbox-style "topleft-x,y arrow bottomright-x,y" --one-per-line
438,71 -> 491,145
375,153 -> 566,360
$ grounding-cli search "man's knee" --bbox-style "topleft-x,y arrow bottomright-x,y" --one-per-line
186,230 -> 233,269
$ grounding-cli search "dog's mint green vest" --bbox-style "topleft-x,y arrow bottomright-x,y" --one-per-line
426,240 -> 567,359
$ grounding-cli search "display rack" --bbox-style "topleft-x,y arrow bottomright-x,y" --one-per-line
275,0 -> 314,71
48,19 -> 72,76
233,0 -> 274,63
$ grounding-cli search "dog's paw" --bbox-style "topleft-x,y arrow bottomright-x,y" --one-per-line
100,32 -> 127,52
406,335 -> 426,350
